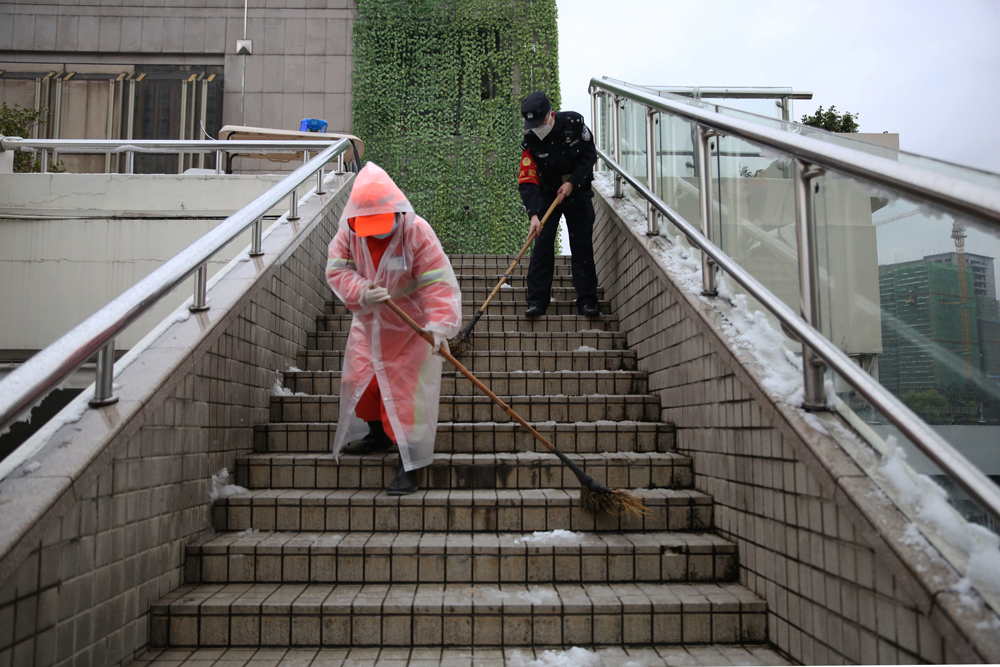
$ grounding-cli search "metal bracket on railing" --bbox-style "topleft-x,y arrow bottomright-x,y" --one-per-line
695,125 -> 720,296
644,107 -> 659,236
612,95 -> 624,198
249,216 -> 264,257
89,340 -> 119,407
190,264 -> 210,312
793,158 -> 828,410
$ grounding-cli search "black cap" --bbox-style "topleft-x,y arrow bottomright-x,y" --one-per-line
521,91 -> 551,131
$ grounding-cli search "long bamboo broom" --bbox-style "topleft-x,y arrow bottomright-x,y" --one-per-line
383,295 -> 648,518
449,195 -> 563,355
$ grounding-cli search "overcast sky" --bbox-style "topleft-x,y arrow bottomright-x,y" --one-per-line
556,0 -> 1000,175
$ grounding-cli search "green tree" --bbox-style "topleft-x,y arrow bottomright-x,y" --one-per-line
800,105 -> 860,133
0,102 -> 63,173
901,388 -> 951,424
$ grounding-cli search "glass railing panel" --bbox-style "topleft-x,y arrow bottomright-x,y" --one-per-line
654,112 -> 699,239
619,98 -> 648,213
708,134 -> 801,324
813,175 -> 1000,536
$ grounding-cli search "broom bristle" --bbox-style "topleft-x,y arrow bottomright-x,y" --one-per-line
448,334 -> 471,356
579,485 -> 650,518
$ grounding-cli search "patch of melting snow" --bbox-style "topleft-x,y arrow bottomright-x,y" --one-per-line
514,529 -> 583,545
23,461 -> 41,475
236,528 -> 260,537
878,437 -> 1000,602
509,647 -> 602,667
272,379 -> 307,397
515,586 -> 559,604
210,468 -> 248,502
575,345 -> 598,352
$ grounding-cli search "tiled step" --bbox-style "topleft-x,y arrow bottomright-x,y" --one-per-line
324,299 -> 612,318
313,314 -> 618,334
256,421 -> 676,454
270,394 -> 661,424
184,531 -> 737,585
307,330 -> 627,353
294,349 -> 638,373
281,369 -> 649,397
236,452 -> 692,491
323,286 -> 607,314
150,581 -> 766,648
211,488 -> 712,534
131,644 -> 791,666
455,275 -> 583,290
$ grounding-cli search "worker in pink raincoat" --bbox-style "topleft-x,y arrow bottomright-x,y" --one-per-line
326,162 -> 462,495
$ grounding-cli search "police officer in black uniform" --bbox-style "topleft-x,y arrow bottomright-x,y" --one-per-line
518,91 -> 600,318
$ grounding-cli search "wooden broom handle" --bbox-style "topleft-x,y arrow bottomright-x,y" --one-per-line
476,194 -> 563,315
383,297 -> 557,453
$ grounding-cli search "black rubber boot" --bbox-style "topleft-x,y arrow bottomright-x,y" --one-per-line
343,421 -> 394,455
387,462 -> 420,495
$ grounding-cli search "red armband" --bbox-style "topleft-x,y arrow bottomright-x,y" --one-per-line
518,150 -> 539,186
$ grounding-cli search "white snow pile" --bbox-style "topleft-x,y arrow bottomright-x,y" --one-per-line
575,345 -> 598,352
501,283 -> 513,289
878,437 -> 1000,602
715,276 -> 805,407
236,527 -> 260,537
23,461 -> 42,475
509,647 -> 602,667
516,586 -> 559,604
210,468 -> 248,502
272,379 -> 307,397
514,530 -> 583,545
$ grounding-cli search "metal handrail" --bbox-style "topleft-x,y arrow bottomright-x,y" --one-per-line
0,138 -> 351,437
594,145 -> 1000,526
0,138 -> 343,154
591,77 -> 1000,227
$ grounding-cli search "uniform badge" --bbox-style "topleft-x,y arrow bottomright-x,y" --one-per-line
582,125 -> 592,142
522,157 -> 532,166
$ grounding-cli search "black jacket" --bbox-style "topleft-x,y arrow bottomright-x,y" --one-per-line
518,111 -> 597,218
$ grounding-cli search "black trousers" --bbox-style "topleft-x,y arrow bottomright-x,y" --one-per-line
526,192 -> 598,312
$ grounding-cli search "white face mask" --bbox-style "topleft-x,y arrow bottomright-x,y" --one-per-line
531,114 -> 553,140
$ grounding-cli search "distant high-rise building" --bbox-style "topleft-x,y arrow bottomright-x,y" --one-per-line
878,258 -> 982,396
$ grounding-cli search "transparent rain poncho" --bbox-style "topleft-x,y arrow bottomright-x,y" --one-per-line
325,163 -> 462,471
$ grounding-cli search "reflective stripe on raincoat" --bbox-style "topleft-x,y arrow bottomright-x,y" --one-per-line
326,170 -> 461,471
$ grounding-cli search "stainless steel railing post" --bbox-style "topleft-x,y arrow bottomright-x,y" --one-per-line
695,125 -> 718,296
612,95 -> 624,198
645,106 -> 658,235
288,189 -> 299,220
190,264 -> 210,312
589,87 -> 599,171
249,216 -> 264,256
40,149 -> 49,173
793,158 -> 828,410
316,165 -> 326,195
126,151 -> 134,174
337,154 -> 344,174
89,340 -> 119,407
215,150 -> 224,175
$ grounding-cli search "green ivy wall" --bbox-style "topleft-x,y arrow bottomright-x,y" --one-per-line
352,0 -> 560,254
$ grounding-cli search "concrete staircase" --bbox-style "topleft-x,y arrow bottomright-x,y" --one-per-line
147,255 -> 785,665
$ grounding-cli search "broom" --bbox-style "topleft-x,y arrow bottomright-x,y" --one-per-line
449,195 -> 563,355
382,294 -> 649,518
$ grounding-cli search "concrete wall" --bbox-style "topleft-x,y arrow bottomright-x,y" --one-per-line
0,173 -> 289,356
0,0 -> 356,144
0,171 -> 353,667
591,175 -> 1000,664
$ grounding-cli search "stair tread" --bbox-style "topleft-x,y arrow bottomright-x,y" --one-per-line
134,645 -> 790,666
154,580 -> 766,614
239,451 -> 690,464
214,487 -> 711,504
189,530 -> 733,554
